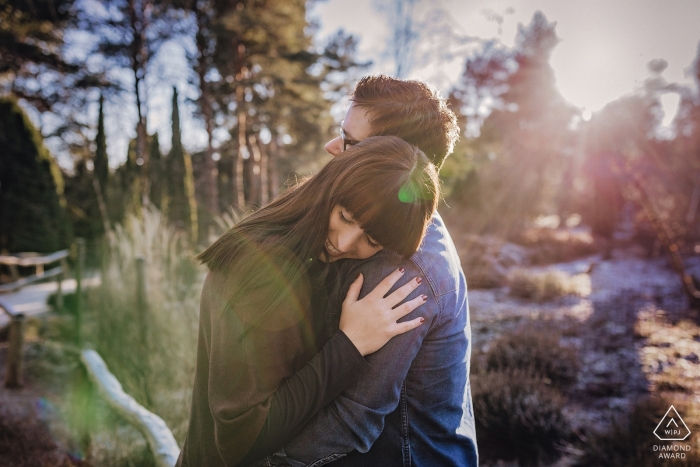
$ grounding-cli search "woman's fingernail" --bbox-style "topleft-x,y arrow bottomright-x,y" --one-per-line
399,267 -> 405,273
419,317 -> 425,324
416,277 -> 422,284
421,294 -> 428,301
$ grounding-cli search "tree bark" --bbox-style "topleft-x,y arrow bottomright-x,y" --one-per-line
248,133 -> 262,206
268,130 -> 280,200
127,0 -> 151,207
256,134 -> 269,205
193,1 -> 219,216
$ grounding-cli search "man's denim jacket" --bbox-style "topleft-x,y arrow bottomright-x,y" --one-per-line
281,212 -> 478,467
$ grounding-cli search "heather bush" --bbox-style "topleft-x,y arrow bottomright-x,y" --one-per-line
472,369 -> 570,466
509,268 -> 586,301
484,326 -> 579,389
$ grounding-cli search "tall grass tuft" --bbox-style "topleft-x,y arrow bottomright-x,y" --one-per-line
84,206 -> 205,444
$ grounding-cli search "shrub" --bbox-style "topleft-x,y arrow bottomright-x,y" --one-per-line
509,268 -> 583,301
0,96 -> 72,253
513,226 -> 598,265
483,326 -> 579,389
472,369 -> 571,466
575,396 -> 700,467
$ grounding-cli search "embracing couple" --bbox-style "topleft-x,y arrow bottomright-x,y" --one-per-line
176,75 -> 479,467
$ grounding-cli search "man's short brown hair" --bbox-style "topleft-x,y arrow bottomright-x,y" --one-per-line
351,75 -> 459,168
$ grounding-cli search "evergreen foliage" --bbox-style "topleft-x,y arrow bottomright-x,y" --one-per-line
1,0 -> 107,152
148,132 -> 165,212
0,97 -> 71,253
166,87 -> 198,243
94,95 -> 109,199
0,0 -> 79,109
64,158 -> 103,240
208,0 -> 367,208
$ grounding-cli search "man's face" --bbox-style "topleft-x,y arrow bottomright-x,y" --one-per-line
325,103 -> 372,156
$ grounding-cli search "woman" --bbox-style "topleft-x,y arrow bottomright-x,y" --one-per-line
176,136 -> 440,467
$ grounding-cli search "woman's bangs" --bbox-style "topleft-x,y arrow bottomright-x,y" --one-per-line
338,179 -> 427,258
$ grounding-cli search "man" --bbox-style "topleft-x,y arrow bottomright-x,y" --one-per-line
280,75 -> 478,467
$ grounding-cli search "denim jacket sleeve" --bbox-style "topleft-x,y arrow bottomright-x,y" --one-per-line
282,251 -> 437,466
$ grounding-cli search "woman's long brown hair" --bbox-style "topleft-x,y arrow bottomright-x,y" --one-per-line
197,136 -> 439,329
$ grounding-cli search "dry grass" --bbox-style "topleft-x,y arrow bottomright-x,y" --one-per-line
65,207 -> 206,460
508,268 -> 589,302
635,309 -> 700,394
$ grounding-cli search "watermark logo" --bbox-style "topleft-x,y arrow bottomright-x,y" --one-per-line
654,405 -> 691,441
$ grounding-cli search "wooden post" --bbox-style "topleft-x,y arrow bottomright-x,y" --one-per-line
135,256 -> 152,405
56,257 -> 68,311
5,312 -> 26,388
135,256 -> 147,346
75,238 -> 85,345
8,264 -> 19,282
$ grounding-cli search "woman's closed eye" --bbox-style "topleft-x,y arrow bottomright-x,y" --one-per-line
365,235 -> 381,249
339,209 -> 381,249
339,209 -> 354,225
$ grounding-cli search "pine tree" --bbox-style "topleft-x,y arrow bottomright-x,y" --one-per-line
451,11 -> 576,235
167,87 -> 198,243
209,0 -> 365,209
0,97 -> 72,253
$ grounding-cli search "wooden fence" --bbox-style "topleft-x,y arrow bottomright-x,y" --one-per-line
0,248 -> 70,298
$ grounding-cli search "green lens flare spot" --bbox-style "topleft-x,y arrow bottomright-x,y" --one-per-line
398,185 -> 417,203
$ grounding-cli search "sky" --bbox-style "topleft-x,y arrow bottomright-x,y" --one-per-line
312,0 -> 700,123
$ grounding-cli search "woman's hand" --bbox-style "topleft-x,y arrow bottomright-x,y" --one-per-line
339,268 -> 427,356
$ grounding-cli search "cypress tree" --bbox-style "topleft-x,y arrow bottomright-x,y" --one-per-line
94,94 -> 109,198
64,158 -> 102,240
167,87 -> 198,242
115,135 -> 142,221
0,96 -> 72,253
148,133 -> 164,211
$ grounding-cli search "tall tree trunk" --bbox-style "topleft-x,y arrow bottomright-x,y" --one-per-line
193,1 -> 218,216
234,86 -> 247,209
686,169 -> 700,224
256,135 -> 269,205
127,0 -> 151,207
248,133 -> 262,206
268,129 -> 280,200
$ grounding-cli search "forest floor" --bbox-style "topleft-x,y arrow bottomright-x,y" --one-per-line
0,342 -> 92,466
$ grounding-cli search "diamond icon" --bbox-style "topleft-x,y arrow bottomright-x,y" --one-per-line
653,406 -> 691,441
